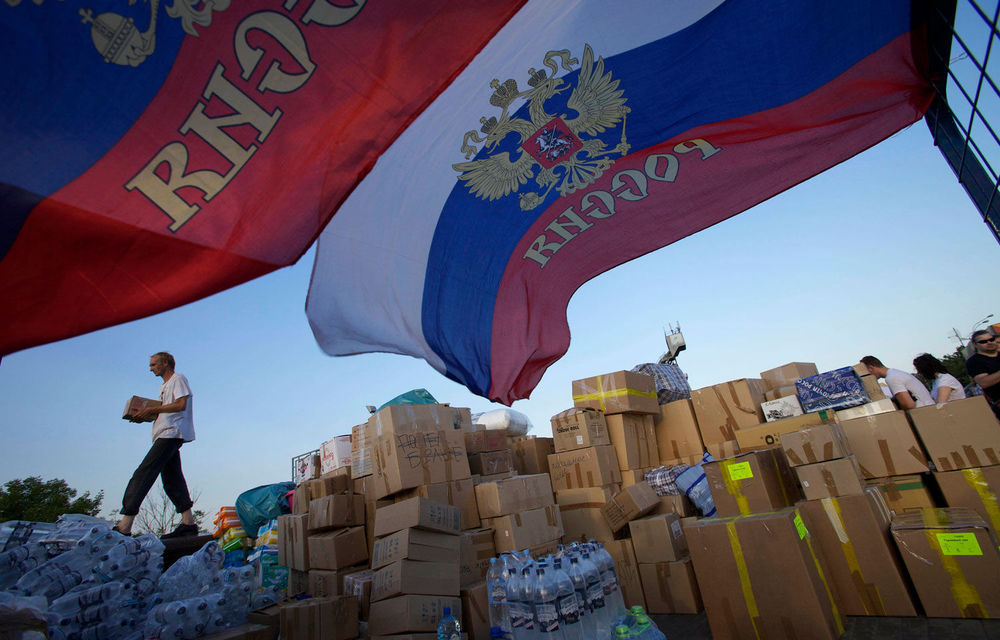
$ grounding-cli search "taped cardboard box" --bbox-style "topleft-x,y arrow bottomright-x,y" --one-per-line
690,379 -> 766,446
308,526 -> 367,571
307,474 -> 351,500
371,559 -> 461,602
629,512 -> 687,563
601,481 -> 659,533
308,494 -> 365,532
289,569 -> 309,596
839,411 -> 928,478
350,447 -> 373,478
865,474 -> 936,516
511,437 -> 553,475
367,594 -> 462,636
295,454 -> 322,485
934,466 -> 1000,534
684,509 -> 845,640
638,559 -> 703,614
460,581 -> 490,640
474,474 -> 554,519
371,527 -> 460,571
703,450 -> 799,518
779,422 -> 851,467
467,449 -> 514,476
458,528 -> 496,587
859,375 -> 886,402
463,428 -> 507,454
351,422 -> 371,452
278,595 -> 358,640
604,538 -> 645,610
374,497 -> 461,538
796,367 -> 870,413
654,399 -> 705,463
371,426 -> 471,500
555,486 -> 619,543
292,483 -> 311,515
734,409 -> 838,452
394,478 -> 480,531
705,440 -> 739,460
344,569 -> 373,620
797,491 -> 917,617
122,395 -> 160,422
890,507 -> 1000,617
605,413 -> 657,470
308,569 -> 341,598
760,362 -> 819,391
572,370 -> 658,415
907,396 -> 1000,471
620,468 -> 655,489
547,445 -> 621,491
277,514 -> 310,571
484,505 -> 563,553
471,470 -> 517,485
320,435 -> 352,475
763,385 -> 798,401
650,494 -> 695,518
795,456 -> 866,501
551,407 -> 610,452
835,398 -> 896,422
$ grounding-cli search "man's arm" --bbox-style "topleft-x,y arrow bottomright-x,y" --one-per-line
893,391 -> 915,410
973,371 -> 1000,390
134,395 -> 188,420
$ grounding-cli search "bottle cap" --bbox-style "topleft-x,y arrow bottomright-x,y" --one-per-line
442,606 -> 450,615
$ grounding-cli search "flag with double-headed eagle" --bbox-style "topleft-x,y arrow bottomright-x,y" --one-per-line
306,0 -> 937,404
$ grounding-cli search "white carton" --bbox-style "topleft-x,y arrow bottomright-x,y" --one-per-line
761,395 -> 803,422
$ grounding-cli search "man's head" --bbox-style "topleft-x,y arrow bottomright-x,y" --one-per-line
149,352 -> 175,377
971,330 -> 999,356
860,355 -> 888,378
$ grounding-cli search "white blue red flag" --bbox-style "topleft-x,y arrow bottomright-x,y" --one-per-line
0,0 -> 525,355
306,0 -> 937,404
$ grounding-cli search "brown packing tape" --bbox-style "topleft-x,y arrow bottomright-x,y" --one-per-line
671,440 -> 681,459
963,445 -> 982,468
986,448 -> 1000,466
546,506 -> 558,527
938,456 -> 954,472
514,513 -> 522,527
726,381 -> 759,416
821,468 -> 838,495
822,442 -> 834,461
560,502 -> 607,511
786,450 -> 804,466
802,443 -> 817,465
907,446 -> 925,466
711,387 -> 738,441
877,439 -> 896,476
587,471 -> 595,487
858,462 -> 875,480
575,465 -> 584,489
655,564 -> 676,612
882,482 -> 902,502
768,449 -> 791,506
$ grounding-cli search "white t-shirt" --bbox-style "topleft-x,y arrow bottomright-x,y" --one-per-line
931,373 -> 966,403
884,368 -> 934,408
152,373 -> 196,442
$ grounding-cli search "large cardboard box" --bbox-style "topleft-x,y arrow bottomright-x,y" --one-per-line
458,528 -> 496,587
294,454 -> 322,485
629,513 -> 687,563
907,396 -> 1000,471
511,437 -> 553,475
459,582 -> 490,640
371,559 -> 460,602
934,466 -> 1000,534
484,505 -> 563,553
308,473 -> 351,500
572,370 -> 659,415
278,596 -> 358,640
604,539 -> 645,610
865,475 -> 936,515
859,375 -> 886,402
764,385 -> 798,401
351,422 -> 371,452
308,526 -> 367,571
467,450 -> 514,476
779,422 -> 851,467
703,450 -> 798,517
278,513 -> 310,571
796,367 -> 870,413
605,413 -> 657,470
638,559 -> 703,614
474,474 -> 554,519
367,594 -> 462,636
759,362 -> 819,391
797,491 -> 917,616
795,456 -> 866,501
463,428 -> 508,454
368,404 -> 472,499
601,481 -> 658,533
551,407 -> 610,452
350,447 -> 373,478
320,435 -> 352,475
395,478 -> 480,531
654,399 -> 705,462
835,398 -> 896,422
891,508 -> 1000,617
292,483 -> 312,515
691,379 -> 766,446
733,409 -> 838,452
650,494 -> 695,518
371,527 -> 460,571
344,569 -> 373,620
547,445 -> 621,491
374,497 -> 461,538
685,509 -> 845,640
308,494 -> 365,532
307,569 -> 341,598
555,486 -> 618,543
839,411 -> 929,478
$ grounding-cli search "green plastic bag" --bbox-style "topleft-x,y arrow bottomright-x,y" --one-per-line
376,388 -> 438,411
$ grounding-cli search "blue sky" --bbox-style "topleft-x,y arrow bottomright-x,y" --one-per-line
1,120 -> 997,525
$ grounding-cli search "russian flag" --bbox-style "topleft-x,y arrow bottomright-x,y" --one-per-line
306,0 -> 936,404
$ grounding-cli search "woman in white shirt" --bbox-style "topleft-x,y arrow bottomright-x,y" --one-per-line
913,353 -> 967,403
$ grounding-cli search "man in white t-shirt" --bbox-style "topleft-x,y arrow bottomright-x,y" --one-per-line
116,352 -> 199,538
860,355 -> 934,410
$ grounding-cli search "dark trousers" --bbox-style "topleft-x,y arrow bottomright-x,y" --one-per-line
121,438 -> 193,516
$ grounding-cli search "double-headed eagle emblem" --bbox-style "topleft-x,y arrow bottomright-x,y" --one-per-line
453,44 -> 631,211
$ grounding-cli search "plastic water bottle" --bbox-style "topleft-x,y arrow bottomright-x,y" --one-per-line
614,624 -> 633,639
505,562 -> 524,638
436,605 -> 461,640
531,563 -> 563,640
579,553 -> 611,640
551,559 -> 584,640
588,542 -> 627,622
632,609 -> 665,640
520,566 -> 540,640
487,557 -> 511,637
564,557 -> 593,639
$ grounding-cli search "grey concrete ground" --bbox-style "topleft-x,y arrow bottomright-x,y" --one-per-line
651,613 -> 1000,639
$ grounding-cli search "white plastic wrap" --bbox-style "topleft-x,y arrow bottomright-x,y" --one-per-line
471,408 -> 533,436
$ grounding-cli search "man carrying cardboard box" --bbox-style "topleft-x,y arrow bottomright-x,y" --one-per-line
116,351 -> 198,539
967,329 -> 1000,418
859,356 -> 932,410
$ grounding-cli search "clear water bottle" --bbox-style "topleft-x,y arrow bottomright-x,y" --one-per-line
551,559 -> 584,640
531,563 -> 563,640
632,609 -> 666,640
520,566 -> 540,640
588,542 -> 626,622
487,557 -> 510,634
436,605 -> 461,640
564,557 -> 593,639
579,553 -> 611,640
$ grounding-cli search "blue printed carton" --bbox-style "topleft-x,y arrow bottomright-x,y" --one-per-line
795,367 -> 870,413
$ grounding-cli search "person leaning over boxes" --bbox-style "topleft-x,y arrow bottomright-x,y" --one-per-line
966,329 -> 1000,419
116,351 -> 199,539
912,353 -> 966,403
860,355 -> 933,410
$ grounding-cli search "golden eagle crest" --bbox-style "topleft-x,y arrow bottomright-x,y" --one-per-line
453,44 -> 631,211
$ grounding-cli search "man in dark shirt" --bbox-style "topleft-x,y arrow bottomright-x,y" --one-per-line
966,329 -> 1000,418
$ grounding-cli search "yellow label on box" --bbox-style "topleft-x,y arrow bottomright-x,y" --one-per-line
936,532 -> 982,556
728,461 -> 753,481
793,512 -> 809,540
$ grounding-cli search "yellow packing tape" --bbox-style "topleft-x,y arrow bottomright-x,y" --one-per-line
921,510 -> 987,618
821,498 -> 885,615
572,382 -> 657,413
721,460 -> 751,515
798,508 -> 845,635
962,468 -> 1000,535
726,521 -> 763,639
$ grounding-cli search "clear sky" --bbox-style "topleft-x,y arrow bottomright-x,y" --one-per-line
1,119 -> 998,527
